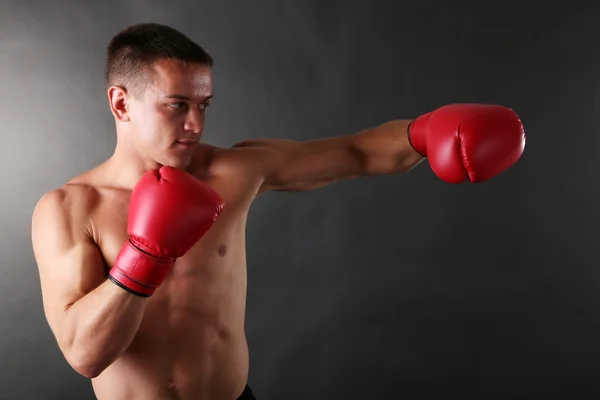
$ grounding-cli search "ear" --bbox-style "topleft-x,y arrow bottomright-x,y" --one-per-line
107,85 -> 130,122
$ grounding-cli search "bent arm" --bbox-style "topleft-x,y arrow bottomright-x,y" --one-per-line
233,119 -> 425,193
59,281 -> 147,378
32,189 -> 147,378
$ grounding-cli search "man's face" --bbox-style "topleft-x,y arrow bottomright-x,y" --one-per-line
127,59 -> 213,168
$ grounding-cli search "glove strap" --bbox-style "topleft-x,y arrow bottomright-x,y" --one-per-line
108,240 -> 175,297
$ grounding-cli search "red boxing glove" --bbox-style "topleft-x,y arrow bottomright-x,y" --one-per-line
408,104 -> 526,183
109,166 -> 224,297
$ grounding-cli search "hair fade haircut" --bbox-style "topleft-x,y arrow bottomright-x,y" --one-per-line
104,23 -> 213,97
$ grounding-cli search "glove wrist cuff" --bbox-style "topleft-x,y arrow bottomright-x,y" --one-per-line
109,240 -> 176,297
407,112 -> 431,157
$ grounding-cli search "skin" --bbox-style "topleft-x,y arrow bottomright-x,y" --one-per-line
31,59 -> 425,400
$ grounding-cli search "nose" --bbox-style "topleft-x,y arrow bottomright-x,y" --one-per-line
183,108 -> 204,134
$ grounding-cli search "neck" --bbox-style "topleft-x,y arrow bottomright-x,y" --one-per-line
102,140 -> 161,190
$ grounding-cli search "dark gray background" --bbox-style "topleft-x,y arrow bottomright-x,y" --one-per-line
1,1 -> 597,399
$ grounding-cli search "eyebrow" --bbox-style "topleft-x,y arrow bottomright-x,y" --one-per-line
165,94 -> 213,101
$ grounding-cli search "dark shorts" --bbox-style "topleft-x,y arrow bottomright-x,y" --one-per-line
237,385 -> 256,400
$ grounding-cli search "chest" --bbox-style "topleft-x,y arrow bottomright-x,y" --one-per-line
92,173 -> 258,272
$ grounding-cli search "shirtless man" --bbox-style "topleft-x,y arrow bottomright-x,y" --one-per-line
30,23 -> 525,400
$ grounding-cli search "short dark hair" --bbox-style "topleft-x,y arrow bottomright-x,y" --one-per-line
104,23 -> 213,96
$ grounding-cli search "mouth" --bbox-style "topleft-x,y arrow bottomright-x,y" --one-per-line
176,140 -> 198,148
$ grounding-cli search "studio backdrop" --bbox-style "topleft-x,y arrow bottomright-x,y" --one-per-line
1,1 -> 598,399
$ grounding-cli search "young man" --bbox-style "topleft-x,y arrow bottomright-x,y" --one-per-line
31,23 -> 525,400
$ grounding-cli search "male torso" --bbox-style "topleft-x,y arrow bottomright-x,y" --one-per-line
65,145 -> 261,400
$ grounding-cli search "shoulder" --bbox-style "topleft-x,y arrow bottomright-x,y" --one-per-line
34,165 -> 104,219
34,183 -> 100,216
31,180 -> 101,242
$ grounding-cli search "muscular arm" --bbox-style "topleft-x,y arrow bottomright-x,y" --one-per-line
233,119 -> 425,193
31,189 -> 147,378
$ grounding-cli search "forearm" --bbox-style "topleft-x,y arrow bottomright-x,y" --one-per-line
59,279 -> 148,378
352,119 -> 425,176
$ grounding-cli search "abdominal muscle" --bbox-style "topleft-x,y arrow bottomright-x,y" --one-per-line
92,239 -> 250,400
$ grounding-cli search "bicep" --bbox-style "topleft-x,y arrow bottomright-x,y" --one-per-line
31,191 -> 107,336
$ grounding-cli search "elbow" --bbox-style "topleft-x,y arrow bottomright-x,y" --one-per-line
64,347 -> 107,379
67,355 -> 104,379
76,367 -> 103,380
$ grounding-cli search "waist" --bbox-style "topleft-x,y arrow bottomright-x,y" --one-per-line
93,327 -> 249,400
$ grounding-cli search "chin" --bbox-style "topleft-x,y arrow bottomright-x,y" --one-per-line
160,156 -> 192,170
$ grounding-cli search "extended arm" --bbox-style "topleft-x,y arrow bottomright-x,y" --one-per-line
233,103 -> 525,193
235,119 -> 423,193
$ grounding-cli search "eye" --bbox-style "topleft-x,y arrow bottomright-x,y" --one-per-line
200,102 -> 211,110
168,102 -> 186,109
